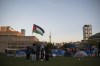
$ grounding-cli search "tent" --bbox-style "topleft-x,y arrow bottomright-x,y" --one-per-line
74,51 -> 87,57
15,50 -> 26,57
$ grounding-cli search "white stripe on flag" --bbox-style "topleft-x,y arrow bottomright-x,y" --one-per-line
36,28 -> 43,34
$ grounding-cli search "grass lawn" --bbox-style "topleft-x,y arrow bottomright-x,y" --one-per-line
0,54 -> 100,66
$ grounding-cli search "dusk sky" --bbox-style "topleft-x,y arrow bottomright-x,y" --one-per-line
0,0 -> 100,43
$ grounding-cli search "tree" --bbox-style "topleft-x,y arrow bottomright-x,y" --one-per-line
62,43 -> 70,49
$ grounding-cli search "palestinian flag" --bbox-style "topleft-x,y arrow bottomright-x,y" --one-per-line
32,24 -> 45,35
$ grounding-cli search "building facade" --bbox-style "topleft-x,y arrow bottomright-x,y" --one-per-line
83,25 -> 92,40
0,26 -> 39,53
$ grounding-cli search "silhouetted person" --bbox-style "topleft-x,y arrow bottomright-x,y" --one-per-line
25,46 -> 31,61
36,44 -> 40,60
31,43 -> 36,61
45,45 -> 50,61
40,44 -> 45,61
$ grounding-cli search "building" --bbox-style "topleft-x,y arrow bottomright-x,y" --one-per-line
21,29 -> 25,36
83,25 -> 92,40
0,26 -> 39,53
88,32 -> 100,45
88,32 -> 100,54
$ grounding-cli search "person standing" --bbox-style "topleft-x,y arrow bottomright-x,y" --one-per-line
36,44 -> 41,60
45,45 -> 50,61
25,46 -> 31,61
31,43 -> 36,61
91,46 -> 97,56
40,44 -> 45,61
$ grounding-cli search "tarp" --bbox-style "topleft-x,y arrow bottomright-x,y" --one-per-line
15,50 -> 26,57
52,49 -> 65,56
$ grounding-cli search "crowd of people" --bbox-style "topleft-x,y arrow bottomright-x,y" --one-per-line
25,43 -> 99,61
4,42 -> 99,62
25,43 -> 50,61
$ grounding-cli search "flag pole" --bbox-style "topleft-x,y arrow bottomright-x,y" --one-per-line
32,24 -> 34,36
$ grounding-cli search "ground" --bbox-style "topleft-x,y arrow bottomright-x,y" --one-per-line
0,54 -> 100,66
